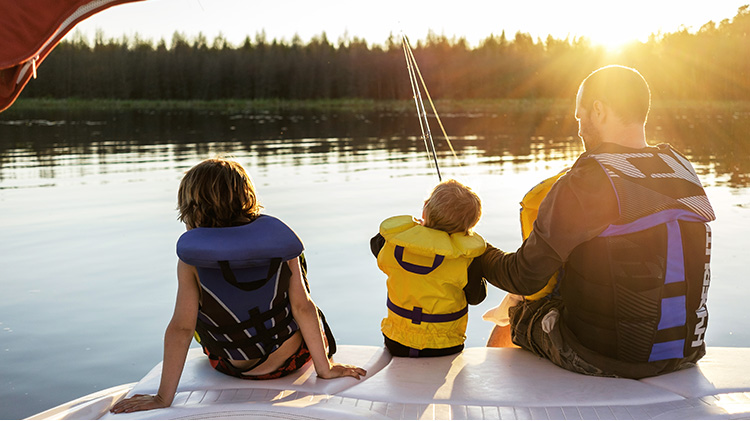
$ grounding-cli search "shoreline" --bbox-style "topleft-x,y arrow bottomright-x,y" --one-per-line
7,98 -> 750,114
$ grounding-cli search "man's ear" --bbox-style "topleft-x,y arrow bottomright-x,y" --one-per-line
591,99 -> 608,124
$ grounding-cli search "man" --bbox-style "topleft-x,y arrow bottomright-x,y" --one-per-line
477,65 -> 715,379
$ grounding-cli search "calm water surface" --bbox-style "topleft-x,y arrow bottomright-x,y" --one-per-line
1,107 -> 749,419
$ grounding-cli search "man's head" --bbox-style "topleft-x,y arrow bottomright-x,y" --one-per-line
575,65 -> 651,150
422,179 -> 482,235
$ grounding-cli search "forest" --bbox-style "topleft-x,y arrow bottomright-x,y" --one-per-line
21,5 -> 750,103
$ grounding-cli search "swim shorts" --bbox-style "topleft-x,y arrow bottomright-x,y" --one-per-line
383,335 -> 463,358
204,341 -> 312,380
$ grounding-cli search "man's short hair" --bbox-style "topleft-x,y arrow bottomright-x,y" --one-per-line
579,65 -> 651,125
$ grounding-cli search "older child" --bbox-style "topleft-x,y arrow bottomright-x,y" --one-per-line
112,158 -> 365,414
370,179 -> 487,357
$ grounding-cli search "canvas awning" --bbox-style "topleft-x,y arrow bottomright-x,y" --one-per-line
0,0 -> 144,112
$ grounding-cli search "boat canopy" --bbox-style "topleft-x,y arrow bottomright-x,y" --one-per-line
0,0 -> 144,112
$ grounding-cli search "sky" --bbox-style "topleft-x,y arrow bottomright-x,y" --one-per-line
68,0 -> 750,49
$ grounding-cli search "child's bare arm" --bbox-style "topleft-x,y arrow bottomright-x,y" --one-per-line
287,257 -> 366,380
111,260 -> 200,413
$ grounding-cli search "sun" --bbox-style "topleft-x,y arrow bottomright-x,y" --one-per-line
538,0 -> 672,52
576,16 -> 651,52
591,34 -> 644,53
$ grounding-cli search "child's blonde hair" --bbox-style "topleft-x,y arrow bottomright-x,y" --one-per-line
423,179 -> 481,234
177,158 -> 261,228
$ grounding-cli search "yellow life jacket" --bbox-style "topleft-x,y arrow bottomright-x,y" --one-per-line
378,215 -> 486,350
519,168 -> 568,300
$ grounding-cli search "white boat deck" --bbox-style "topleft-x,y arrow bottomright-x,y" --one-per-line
29,345 -> 750,419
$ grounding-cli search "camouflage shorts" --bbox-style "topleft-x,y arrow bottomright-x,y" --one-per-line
508,298 -> 615,377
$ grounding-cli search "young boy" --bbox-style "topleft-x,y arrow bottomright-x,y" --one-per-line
370,179 -> 487,357
111,158 -> 365,414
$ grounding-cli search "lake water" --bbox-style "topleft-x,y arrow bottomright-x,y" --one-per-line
1,105 -> 749,419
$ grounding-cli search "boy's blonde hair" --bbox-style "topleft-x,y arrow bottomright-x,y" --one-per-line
423,179 -> 482,234
177,158 -> 261,228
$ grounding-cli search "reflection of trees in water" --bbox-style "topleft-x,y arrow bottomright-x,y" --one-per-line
648,111 -> 750,187
1,108 -> 748,187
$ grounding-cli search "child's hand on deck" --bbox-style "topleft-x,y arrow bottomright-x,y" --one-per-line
317,363 -> 367,380
110,394 -> 170,414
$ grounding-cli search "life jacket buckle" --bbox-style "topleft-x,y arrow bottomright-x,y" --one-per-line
411,306 -> 423,324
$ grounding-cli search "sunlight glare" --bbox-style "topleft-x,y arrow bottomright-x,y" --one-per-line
558,3 -> 657,51
715,393 -> 750,415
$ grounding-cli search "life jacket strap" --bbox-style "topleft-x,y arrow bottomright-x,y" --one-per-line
598,209 -> 708,237
197,297 -> 293,336
196,283 -> 299,358
387,297 -> 467,325
248,307 -> 275,348
196,305 -> 296,356
394,246 -> 444,275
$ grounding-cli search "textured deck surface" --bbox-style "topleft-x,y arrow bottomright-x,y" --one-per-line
31,346 -> 750,420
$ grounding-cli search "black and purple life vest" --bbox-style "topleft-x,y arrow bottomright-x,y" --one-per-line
176,215 -> 304,362
562,144 -> 715,365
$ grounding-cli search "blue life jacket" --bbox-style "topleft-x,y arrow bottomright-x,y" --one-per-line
176,215 -> 304,362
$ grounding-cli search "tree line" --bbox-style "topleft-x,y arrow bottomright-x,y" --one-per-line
23,5 -> 750,103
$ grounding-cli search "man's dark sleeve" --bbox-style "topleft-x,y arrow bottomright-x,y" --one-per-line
465,258 -> 487,305
478,158 -> 618,296
370,233 -> 385,258
478,240 -> 560,296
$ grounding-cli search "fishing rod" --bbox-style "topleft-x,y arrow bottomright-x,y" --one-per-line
401,34 -> 463,183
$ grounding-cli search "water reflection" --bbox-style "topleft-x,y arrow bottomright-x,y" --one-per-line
0,107 -> 748,188
1,106 -> 749,420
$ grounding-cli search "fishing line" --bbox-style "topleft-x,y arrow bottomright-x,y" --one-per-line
401,34 -> 464,183
403,38 -> 462,167
402,39 -> 429,164
402,35 -> 441,181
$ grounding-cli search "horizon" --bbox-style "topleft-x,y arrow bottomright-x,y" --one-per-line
68,0 -> 750,50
